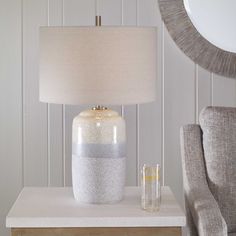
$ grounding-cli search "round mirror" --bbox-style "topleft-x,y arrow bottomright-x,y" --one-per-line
184,0 -> 236,53
158,0 -> 236,78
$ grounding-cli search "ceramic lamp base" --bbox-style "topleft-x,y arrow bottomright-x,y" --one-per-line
72,108 -> 126,203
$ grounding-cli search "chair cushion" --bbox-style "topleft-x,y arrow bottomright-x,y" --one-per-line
199,107 -> 236,232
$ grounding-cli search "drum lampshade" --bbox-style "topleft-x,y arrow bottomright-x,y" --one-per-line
39,26 -> 157,105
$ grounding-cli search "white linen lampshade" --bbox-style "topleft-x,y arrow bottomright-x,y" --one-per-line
39,26 -> 157,105
39,26 -> 157,204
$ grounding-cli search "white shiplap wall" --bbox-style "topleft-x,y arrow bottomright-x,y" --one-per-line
1,0 -> 236,235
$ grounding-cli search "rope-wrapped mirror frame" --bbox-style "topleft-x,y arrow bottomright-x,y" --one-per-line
158,0 -> 236,78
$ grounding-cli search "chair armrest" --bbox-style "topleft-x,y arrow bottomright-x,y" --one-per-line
187,187 -> 227,236
180,124 -> 227,236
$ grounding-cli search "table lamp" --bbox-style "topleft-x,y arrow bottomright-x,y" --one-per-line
39,17 -> 157,203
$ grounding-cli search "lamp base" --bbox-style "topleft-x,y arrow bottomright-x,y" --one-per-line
72,107 -> 126,203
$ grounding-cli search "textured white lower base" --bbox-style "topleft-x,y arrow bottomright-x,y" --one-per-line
72,155 -> 126,203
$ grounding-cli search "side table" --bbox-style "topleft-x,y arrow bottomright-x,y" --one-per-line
6,186 -> 185,236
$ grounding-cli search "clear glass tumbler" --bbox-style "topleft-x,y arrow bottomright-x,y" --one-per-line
141,164 -> 161,212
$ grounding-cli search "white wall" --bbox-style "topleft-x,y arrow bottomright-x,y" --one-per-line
1,0 -> 236,235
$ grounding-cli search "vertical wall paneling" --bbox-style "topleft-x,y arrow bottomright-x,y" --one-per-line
197,67 -> 212,117
48,0 -> 64,187
0,1 -> 22,235
136,0 -> 140,186
64,0 -> 95,26
138,0 -> 162,185
23,0 -> 48,186
123,0 -> 137,26
161,21 -> 165,185
99,0 -> 122,26
47,0 -> 50,187
122,0 -> 137,185
121,0 -> 124,118
164,27 -> 195,204
62,0 -> 66,187
213,75 -> 236,107
63,0 -> 95,186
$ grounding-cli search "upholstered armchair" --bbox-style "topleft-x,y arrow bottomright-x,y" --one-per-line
180,107 -> 236,236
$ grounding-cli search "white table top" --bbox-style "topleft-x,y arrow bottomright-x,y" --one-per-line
6,186 -> 186,228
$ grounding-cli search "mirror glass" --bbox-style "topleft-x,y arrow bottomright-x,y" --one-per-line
184,0 -> 236,53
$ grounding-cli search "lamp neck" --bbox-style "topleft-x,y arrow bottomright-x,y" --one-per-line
95,16 -> 101,26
